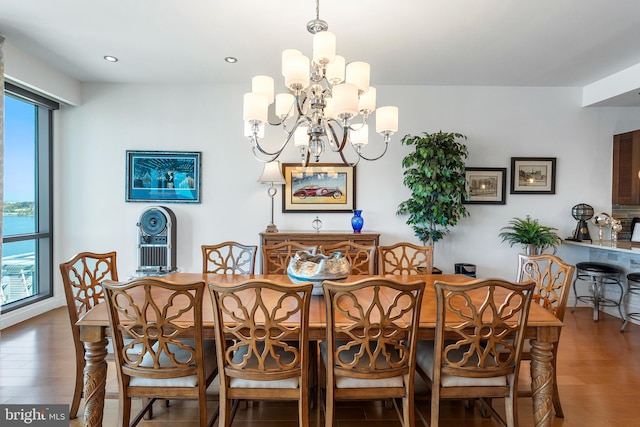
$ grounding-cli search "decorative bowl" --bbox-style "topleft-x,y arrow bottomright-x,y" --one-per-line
287,251 -> 350,295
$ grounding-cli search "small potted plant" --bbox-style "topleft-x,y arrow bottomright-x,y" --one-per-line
499,216 -> 563,255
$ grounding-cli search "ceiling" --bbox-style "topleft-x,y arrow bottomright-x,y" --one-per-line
2,0 -> 640,106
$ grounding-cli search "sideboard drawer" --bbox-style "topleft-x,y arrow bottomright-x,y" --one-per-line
259,231 -> 380,273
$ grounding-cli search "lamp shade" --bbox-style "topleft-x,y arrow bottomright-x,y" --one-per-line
284,54 -> 310,90
282,49 -> 302,76
358,87 -> 376,114
252,75 -> 275,104
332,83 -> 359,118
351,124 -> 369,146
313,31 -> 336,65
257,161 -> 286,184
346,61 -> 370,93
294,126 -> 310,147
243,92 -> 268,123
375,106 -> 398,133
276,93 -> 295,118
326,55 -> 345,84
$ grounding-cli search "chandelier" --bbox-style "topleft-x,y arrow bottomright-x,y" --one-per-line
242,0 -> 398,167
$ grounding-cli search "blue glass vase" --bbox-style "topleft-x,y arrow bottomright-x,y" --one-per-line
351,210 -> 364,233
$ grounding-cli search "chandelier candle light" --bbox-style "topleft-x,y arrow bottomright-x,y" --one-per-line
257,161 -> 286,233
243,0 -> 399,167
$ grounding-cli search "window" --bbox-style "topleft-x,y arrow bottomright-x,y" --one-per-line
1,82 -> 57,312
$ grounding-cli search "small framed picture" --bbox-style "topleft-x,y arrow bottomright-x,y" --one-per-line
282,163 -> 355,212
126,150 -> 202,203
464,167 -> 507,204
510,157 -> 556,194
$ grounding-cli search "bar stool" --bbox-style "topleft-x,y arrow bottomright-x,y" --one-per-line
571,262 -> 625,324
622,272 -> 640,331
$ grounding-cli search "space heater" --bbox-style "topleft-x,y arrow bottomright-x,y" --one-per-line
136,206 -> 177,274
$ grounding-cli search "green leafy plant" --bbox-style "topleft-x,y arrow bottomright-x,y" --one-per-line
396,131 -> 470,245
499,216 -> 563,253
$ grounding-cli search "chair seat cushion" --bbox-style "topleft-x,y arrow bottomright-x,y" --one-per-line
228,344 -> 300,389
319,341 -> 404,389
416,340 -> 507,388
576,262 -> 621,274
129,340 -> 216,388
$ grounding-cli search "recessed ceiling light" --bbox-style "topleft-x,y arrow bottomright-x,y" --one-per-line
225,57 -> 238,64
104,55 -> 119,63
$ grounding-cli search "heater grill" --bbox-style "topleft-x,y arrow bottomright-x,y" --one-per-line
136,206 -> 177,274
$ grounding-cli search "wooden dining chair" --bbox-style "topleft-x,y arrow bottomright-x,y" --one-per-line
261,241 -> 317,274
208,279 -> 313,427
377,242 -> 432,275
319,241 -> 376,275
416,278 -> 535,427
103,277 -> 218,427
320,277 -> 426,427
515,253 -> 575,417
201,241 -> 258,274
59,251 -> 119,419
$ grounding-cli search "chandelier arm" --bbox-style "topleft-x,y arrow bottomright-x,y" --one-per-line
338,149 -> 360,167
322,120 -> 358,167
355,139 -> 391,162
267,116 -> 286,127
251,124 -> 298,158
251,147 -> 280,164
326,120 -> 349,152
252,139 -> 288,157
295,93 -> 307,116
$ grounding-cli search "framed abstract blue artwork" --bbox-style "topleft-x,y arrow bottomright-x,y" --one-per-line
125,150 -> 202,203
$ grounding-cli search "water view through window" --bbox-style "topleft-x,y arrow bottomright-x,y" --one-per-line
2,94 -> 38,306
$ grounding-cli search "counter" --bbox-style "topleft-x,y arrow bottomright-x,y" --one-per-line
563,239 -> 640,254
562,239 -> 640,324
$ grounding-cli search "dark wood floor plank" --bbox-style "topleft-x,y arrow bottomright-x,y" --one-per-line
1,306 -> 639,426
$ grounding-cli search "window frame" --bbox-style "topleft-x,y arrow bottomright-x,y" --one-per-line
2,82 -> 57,313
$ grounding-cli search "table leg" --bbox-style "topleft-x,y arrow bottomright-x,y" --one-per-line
82,338 -> 108,427
529,339 -> 554,427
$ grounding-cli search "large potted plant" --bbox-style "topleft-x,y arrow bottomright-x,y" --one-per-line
396,131 -> 470,246
499,216 -> 563,254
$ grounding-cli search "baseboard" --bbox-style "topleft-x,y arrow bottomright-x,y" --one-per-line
0,295 -> 66,329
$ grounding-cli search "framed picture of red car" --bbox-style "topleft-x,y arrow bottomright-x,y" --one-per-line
282,163 -> 356,212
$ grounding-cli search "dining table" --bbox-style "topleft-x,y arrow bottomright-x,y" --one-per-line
76,273 -> 562,427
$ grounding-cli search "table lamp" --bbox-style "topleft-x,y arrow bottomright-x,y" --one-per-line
257,161 -> 286,233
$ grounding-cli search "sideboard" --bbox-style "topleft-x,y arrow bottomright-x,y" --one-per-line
259,231 -> 380,273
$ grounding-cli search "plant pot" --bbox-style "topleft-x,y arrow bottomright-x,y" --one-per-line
523,244 -> 541,255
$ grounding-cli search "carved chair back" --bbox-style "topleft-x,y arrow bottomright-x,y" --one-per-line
261,241 -> 317,274
319,241 -> 376,275
377,242 -> 432,275
202,241 -> 258,274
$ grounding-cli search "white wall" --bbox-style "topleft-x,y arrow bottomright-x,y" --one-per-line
54,83 -> 640,279
4,47 -> 640,328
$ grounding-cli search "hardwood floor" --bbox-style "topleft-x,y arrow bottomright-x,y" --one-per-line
1,306 -> 640,426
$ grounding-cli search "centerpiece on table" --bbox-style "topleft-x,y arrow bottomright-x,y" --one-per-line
287,251 -> 350,295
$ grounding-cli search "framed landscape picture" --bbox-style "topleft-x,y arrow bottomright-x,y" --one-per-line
464,167 -> 507,204
510,157 -> 556,194
126,150 -> 202,203
282,163 -> 355,212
